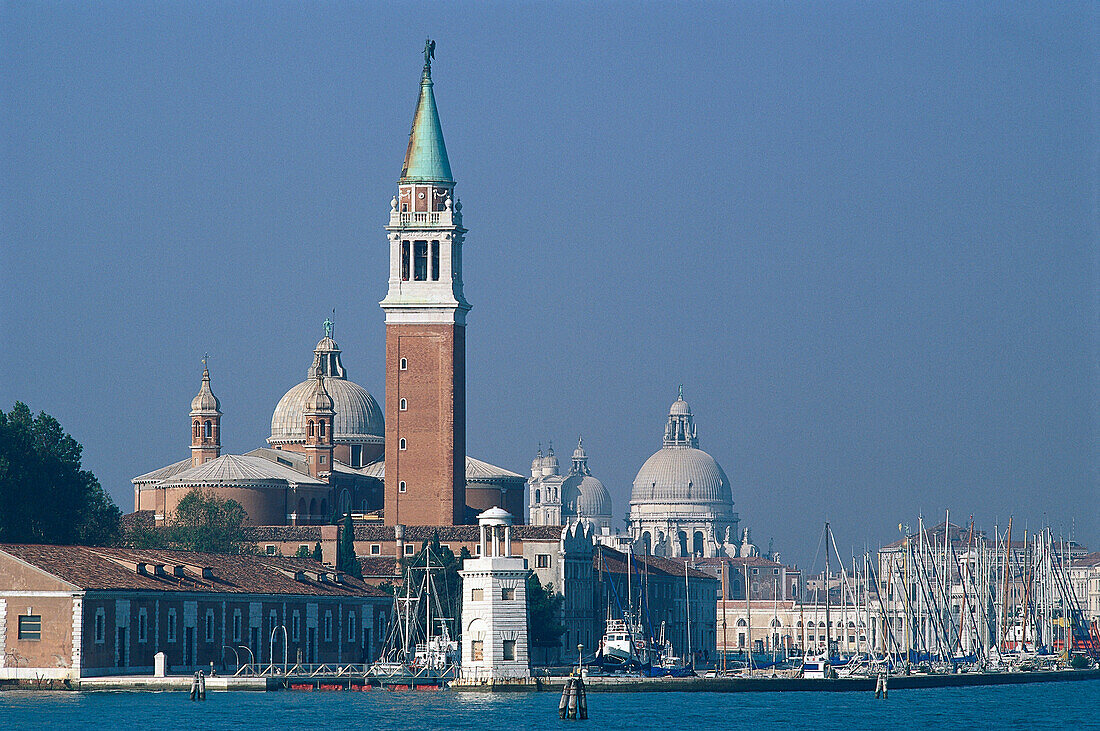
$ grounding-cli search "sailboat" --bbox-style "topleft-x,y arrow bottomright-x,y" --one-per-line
367,547 -> 459,687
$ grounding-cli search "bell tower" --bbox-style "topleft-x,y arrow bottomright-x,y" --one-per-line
381,40 -> 470,525
190,359 -> 221,467
303,371 -> 335,479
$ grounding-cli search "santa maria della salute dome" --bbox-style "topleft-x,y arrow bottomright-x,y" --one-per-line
629,389 -> 740,558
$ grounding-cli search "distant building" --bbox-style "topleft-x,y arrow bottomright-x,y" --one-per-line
131,52 -> 526,528
0,544 -> 390,680
629,389 -> 741,558
528,439 -> 613,529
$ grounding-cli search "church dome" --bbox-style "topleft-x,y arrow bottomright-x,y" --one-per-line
561,474 -> 612,519
190,366 -> 221,414
560,438 -> 613,522
631,448 -> 732,507
629,389 -> 735,520
269,325 -> 384,446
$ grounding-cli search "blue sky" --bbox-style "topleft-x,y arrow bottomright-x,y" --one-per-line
2,2 -> 1095,567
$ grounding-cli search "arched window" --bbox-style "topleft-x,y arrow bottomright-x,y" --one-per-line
320,499 -> 327,517
203,420 -> 212,438
736,618 -> 747,627
692,531 -> 704,556
340,489 -> 351,515
308,421 -> 315,437
309,498 -> 317,517
297,498 -> 306,519
399,398 -> 407,411
399,438 -> 406,451
193,420 -> 200,438
319,420 -> 326,437
534,490 -> 541,504
641,532 -> 652,555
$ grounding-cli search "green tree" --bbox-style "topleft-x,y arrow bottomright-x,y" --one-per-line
527,575 -> 565,647
164,488 -> 253,554
312,542 -> 323,563
0,402 -> 121,545
294,545 -> 312,558
336,512 -> 362,578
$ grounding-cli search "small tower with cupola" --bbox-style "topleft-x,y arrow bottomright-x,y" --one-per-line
190,360 -> 221,467
303,370 -> 335,480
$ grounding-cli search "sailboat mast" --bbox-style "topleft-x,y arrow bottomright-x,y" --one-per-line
824,522 -> 831,661
1000,518 -> 1013,652
684,558 -> 693,667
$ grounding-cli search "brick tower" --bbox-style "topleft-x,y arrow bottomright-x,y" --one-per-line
303,371 -> 335,480
190,360 -> 221,467
381,40 -> 470,526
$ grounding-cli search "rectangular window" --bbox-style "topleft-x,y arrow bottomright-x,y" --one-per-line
95,609 -> 106,644
472,640 -> 484,661
502,639 -> 516,661
18,614 -> 41,640
413,241 -> 428,280
401,241 -> 410,281
233,610 -> 242,643
404,543 -> 414,555
370,544 -> 381,555
138,609 -> 148,643
319,455 -> 326,464
471,588 -> 484,602
351,445 -> 362,467
536,554 -> 550,569
266,545 -> 277,555
324,612 -> 333,642
167,608 -> 177,643
430,241 -> 440,281
206,609 -> 215,643
292,611 -> 301,642
502,587 -> 516,601
348,613 -> 356,642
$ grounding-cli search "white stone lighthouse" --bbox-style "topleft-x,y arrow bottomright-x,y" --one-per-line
459,508 -> 530,681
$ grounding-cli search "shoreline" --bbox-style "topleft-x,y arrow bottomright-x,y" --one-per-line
2,667 -> 1098,693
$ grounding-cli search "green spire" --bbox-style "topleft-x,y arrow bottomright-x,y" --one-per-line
400,41 -> 453,184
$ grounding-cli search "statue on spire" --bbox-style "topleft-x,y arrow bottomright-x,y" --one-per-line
678,383 -> 684,400
324,309 -> 335,339
423,38 -> 436,72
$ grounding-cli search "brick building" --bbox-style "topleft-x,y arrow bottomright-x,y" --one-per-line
0,545 -> 391,679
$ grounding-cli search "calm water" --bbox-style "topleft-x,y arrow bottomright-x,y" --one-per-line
1,680 -> 1097,730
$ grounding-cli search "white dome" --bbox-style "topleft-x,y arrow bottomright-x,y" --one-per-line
631,447 -> 733,510
269,328 -> 383,445
561,473 -> 612,520
630,388 -> 735,521
270,376 -> 383,444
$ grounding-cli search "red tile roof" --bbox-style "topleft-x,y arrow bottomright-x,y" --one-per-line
0,544 -> 388,598
595,547 -> 715,581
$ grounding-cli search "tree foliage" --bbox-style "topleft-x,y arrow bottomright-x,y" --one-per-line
161,488 -> 254,554
336,512 -> 362,578
0,402 -> 121,545
527,576 -> 565,647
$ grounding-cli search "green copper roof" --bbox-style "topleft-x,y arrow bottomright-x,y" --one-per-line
400,67 -> 453,184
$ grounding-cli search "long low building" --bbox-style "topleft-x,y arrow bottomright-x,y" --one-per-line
0,545 -> 391,680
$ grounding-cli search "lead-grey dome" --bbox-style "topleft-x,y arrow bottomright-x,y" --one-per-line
631,447 -> 732,507
630,390 -> 735,520
561,474 -> 613,520
269,330 -> 384,446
